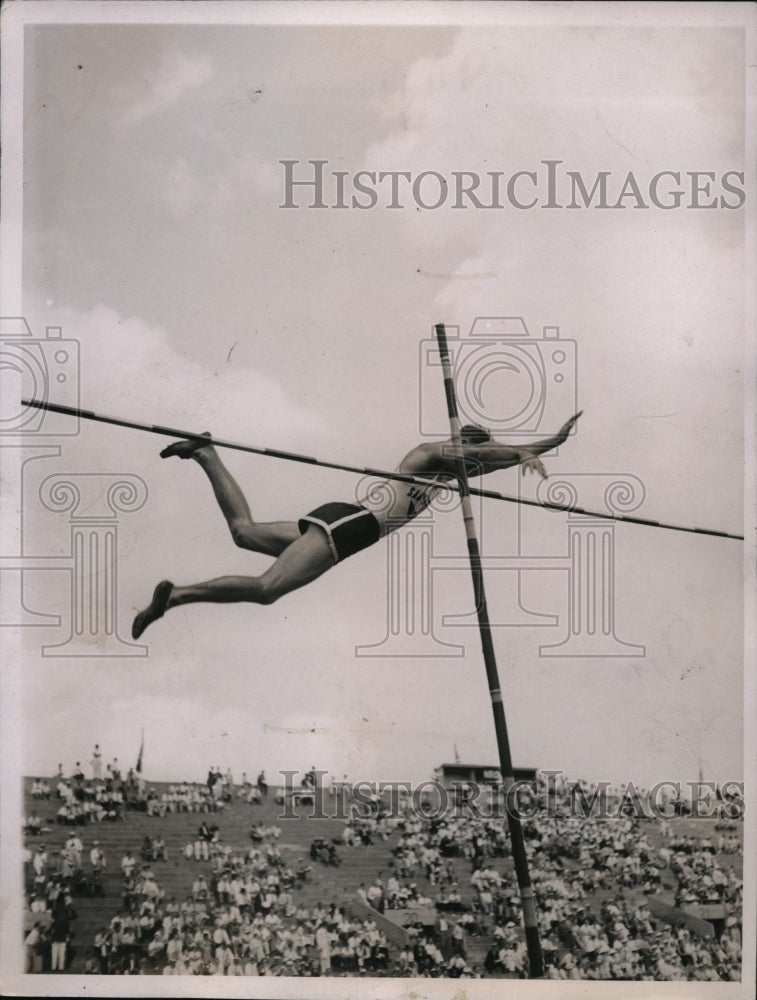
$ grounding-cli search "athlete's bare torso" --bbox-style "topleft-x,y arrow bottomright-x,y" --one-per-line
358,442 -> 457,537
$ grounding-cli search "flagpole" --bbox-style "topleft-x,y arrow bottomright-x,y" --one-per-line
136,729 -> 144,775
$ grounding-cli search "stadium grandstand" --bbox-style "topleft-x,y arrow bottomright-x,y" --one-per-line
21,763 -> 743,979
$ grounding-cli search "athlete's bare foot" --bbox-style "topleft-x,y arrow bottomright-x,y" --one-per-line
160,432 -> 212,459
132,580 -> 174,639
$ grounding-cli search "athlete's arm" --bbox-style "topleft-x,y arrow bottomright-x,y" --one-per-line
524,411 -> 582,457
457,442 -> 546,478
399,411 -> 581,479
401,439 -> 546,479
403,439 -> 542,479
457,412 -> 582,478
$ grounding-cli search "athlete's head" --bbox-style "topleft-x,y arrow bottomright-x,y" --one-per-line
460,423 -> 492,445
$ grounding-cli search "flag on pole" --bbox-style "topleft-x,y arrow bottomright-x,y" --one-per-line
136,729 -> 144,774
454,743 -> 461,764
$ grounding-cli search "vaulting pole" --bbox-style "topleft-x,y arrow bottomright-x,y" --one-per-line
20,398 -> 743,540
434,323 -> 544,978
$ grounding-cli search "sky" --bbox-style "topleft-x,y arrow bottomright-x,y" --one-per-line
2,6 -> 752,805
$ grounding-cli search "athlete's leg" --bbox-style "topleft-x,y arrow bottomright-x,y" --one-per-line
167,526 -> 334,608
132,526 -> 336,637
163,438 -> 299,556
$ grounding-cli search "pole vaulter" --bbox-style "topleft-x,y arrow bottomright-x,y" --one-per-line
21,356 -> 742,975
21,399 -> 743,541
435,322 -> 544,977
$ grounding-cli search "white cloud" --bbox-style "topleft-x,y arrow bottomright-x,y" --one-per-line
155,149 -> 280,221
119,48 -> 214,129
368,28 -> 742,172
20,296 -> 327,447
163,157 -> 200,218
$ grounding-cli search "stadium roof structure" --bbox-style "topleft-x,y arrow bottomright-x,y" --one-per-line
436,763 -> 538,783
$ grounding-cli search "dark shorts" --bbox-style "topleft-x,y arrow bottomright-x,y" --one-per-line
299,502 -> 381,564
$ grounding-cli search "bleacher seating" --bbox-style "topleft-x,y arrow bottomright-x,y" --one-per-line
21,774 -> 744,978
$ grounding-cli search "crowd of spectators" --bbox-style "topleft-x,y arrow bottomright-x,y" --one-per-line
234,770 -> 269,804
146,782 -> 225,816
24,889 -> 78,974
55,781 -> 126,825
356,772 -> 743,981
27,756 -> 152,827
143,765 -> 272,816
394,914 -> 473,977
23,762 -> 743,981
85,823 -> 393,976
669,845 -> 741,910
23,832 -> 95,972
29,779 -> 53,800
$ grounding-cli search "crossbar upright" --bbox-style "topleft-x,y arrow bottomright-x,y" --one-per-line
434,323 -> 544,978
